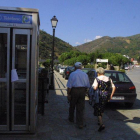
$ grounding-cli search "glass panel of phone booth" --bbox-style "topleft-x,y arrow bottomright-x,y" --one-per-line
0,28 -> 10,130
12,29 -> 30,130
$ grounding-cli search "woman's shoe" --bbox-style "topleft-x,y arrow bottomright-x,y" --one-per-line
98,124 -> 105,132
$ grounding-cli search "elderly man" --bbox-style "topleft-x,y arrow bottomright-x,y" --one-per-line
66,62 -> 90,129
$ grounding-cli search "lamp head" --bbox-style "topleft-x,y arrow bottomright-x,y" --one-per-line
51,16 -> 58,29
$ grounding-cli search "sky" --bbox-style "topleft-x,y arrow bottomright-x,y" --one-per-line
1,0 -> 140,46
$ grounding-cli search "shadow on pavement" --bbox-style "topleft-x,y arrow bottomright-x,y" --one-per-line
124,117 -> 140,124
35,88 -> 140,140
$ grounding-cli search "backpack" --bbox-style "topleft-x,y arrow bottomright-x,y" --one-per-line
96,77 -> 111,96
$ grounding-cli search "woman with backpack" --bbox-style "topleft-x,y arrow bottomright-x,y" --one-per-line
92,67 -> 116,132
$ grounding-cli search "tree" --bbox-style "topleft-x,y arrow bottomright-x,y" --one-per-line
76,55 -> 90,65
64,57 -> 77,66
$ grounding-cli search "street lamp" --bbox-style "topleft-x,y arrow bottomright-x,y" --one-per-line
50,16 -> 58,89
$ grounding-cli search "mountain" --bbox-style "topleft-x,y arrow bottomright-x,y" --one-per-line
76,34 -> 140,58
39,30 -> 77,59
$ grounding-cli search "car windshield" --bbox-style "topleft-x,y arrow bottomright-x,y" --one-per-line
82,69 -> 89,73
68,67 -> 75,71
125,64 -> 128,67
105,72 -> 131,83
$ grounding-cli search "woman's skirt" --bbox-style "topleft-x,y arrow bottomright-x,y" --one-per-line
93,95 -> 108,116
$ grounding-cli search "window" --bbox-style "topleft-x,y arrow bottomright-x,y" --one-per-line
118,73 -> 131,82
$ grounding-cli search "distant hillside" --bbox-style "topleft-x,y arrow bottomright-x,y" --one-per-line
39,30 -> 77,59
76,34 -> 140,58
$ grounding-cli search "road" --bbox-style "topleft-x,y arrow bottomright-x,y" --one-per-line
126,67 -> 140,108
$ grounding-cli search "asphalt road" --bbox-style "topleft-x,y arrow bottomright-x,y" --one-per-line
126,67 -> 140,108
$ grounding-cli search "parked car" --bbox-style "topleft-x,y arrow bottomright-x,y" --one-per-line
55,65 -> 61,72
63,66 -> 75,79
135,65 -> 140,68
124,64 -> 129,70
81,68 -> 93,73
59,67 -> 65,75
87,69 -> 137,108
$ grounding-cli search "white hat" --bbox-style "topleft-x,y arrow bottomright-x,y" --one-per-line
74,62 -> 82,68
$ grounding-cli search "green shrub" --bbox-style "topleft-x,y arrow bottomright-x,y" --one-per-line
84,64 -> 94,68
118,69 -> 125,73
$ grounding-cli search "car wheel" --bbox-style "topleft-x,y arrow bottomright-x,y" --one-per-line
125,102 -> 134,108
66,75 -> 69,80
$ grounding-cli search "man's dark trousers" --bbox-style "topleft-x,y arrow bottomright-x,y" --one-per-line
69,87 -> 86,126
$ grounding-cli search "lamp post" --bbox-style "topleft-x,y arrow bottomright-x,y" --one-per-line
50,16 -> 58,89
49,53 -> 51,70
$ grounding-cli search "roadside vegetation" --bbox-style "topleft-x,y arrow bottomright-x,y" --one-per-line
58,50 -> 131,69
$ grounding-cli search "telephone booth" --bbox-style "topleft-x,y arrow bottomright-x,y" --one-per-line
0,6 -> 40,133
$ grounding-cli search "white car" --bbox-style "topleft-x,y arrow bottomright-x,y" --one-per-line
124,65 -> 129,70
135,65 -> 140,68
59,67 -> 65,75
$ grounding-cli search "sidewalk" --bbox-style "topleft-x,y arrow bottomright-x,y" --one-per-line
36,90 -> 112,140
1,71 -> 140,140
36,89 -> 140,140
